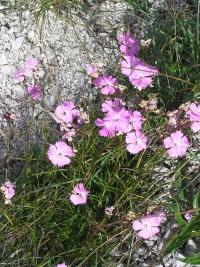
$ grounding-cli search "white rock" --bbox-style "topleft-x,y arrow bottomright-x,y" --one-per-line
27,30 -> 36,42
45,47 -> 56,61
174,251 -> 186,267
2,65 -> 12,75
12,37 -> 24,50
0,26 -> 8,34
14,85 -> 24,96
0,53 -> 8,65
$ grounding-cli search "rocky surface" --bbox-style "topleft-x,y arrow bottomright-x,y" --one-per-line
0,0 -> 130,167
0,0 -> 199,267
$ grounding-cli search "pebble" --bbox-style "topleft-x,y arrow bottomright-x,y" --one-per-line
12,37 -> 24,49
0,53 -> 8,65
184,239 -> 197,257
13,84 -> 24,96
2,65 -> 12,75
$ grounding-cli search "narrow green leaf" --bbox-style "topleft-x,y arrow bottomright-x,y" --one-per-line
193,190 -> 200,214
178,252 -> 200,264
174,200 -> 186,227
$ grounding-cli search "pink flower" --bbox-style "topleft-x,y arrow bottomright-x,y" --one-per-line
56,263 -> 67,267
26,58 -> 40,70
95,108 -> 130,137
54,102 -> 78,124
13,68 -> 25,83
70,183 -> 89,205
126,111 -> 143,132
132,214 -> 161,239
129,63 -> 158,91
163,130 -> 190,158
47,141 -> 75,167
13,67 -> 32,83
22,68 -> 32,77
186,103 -> 200,132
93,75 -> 117,95
101,98 -> 123,113
186,103 -> 200,122
86,64 -> 98,77
121,56 -> 142,77
119,32 -> 139,56
1,181 -> 16,204
184,211 -> 193,222
191,121 -> 200,133
126,131 -> 147,154
27,85 -> 41,100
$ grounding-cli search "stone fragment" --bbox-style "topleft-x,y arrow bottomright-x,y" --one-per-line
2,65 -> 12,75
45,47 -> 56,61
0,53 -> 8,65
184,239 -> 197,257
14,85 -> 24,97
12,37 -> 24,50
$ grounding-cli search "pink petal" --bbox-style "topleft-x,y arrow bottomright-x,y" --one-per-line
148,216 -> 161,226
57,157 -> 71,167
70,194 -> 87,205
138,226 -> 160,239
132,220 -> 144,230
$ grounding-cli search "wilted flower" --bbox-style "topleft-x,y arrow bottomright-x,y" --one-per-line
1,181 -> 16,204
184,211 -> 193,222
33,65 -> 45,79
105,206 -> 115,216
70,183 -> 89,205
139,98 -> 159,113
140,39 -> 152,47
62,128 -> 76,141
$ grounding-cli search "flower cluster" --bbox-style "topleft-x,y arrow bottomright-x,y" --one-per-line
95,98 -> 147,154
120,32 -> 158,91
50,101 -> 88,142
13,58 -> 43,100
1,181 -> 16,204
48,101 -> 89,207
